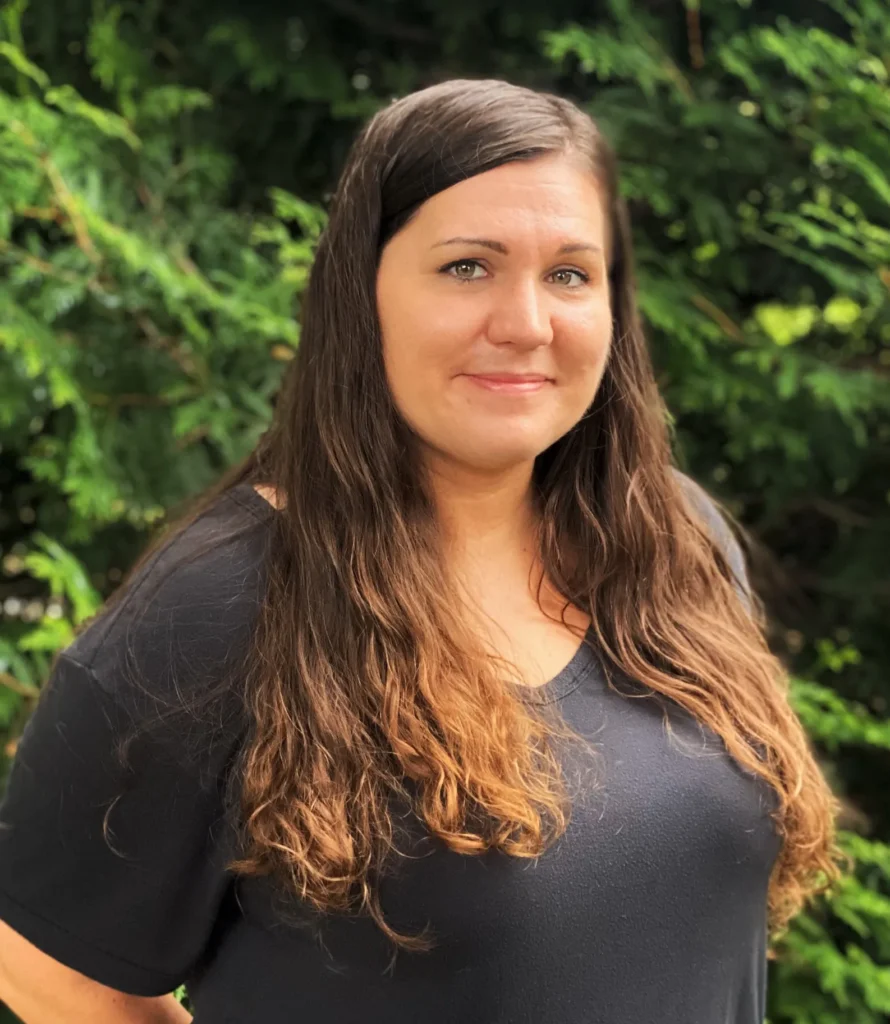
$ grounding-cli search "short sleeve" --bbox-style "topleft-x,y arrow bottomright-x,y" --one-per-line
0,653 -> 242,996
0,494 -> 265,997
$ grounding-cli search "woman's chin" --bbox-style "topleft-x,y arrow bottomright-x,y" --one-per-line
452,439 -> 551,473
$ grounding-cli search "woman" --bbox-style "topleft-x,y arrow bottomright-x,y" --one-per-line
0,78 -> 844,1024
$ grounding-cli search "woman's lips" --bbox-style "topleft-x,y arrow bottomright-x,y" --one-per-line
463,375 -> 551,394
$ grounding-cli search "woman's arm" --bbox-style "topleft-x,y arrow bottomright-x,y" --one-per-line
0,919 -> 192,1023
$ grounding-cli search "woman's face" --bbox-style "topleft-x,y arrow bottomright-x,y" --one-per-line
376,152 -> 613,476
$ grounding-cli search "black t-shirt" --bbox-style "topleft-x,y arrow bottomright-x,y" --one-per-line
0,479 -> 781,1024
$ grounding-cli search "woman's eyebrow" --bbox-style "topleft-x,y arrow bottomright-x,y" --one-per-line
431,236 -> 602,255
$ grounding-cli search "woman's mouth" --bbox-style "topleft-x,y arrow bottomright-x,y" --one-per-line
462,374 -> 551,394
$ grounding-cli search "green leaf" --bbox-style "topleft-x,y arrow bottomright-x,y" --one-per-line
0,40 -> 49,89
22,534 -> 101,625
754,303 -> 820,346
823,295 -> 863,330
44,84 -> 141,150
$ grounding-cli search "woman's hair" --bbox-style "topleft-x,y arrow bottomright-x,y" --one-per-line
94,78 -> 845,957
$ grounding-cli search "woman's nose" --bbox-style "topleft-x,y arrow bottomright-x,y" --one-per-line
485,277 -> 554,348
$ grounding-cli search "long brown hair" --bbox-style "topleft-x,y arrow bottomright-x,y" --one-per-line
99,78 -> 846,957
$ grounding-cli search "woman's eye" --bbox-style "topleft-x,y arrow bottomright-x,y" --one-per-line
551,268 -> 589,288
440,260 -> 589,287
443,259 -> 486,282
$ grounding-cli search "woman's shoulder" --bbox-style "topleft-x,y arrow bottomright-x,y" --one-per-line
670,467 -> 752,609
62,483 -> 274,708
670,468 -> 740,555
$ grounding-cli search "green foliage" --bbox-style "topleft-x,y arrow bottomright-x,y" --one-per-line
1,1 -> 888,1020
769,837 -> 890,1021
0,0 -> 312,544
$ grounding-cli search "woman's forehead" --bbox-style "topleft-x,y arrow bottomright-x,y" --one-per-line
401,157 -> 607,247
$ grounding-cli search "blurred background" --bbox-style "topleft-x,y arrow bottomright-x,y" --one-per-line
0,0 -> 888,1020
